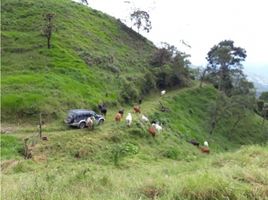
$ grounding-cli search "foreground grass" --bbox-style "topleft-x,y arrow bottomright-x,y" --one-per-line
1,145 -> 268,200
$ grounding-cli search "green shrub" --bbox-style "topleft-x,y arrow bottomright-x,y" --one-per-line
120,81 -> 140,104
162,148 -> 179,160
112,142 -> 139,166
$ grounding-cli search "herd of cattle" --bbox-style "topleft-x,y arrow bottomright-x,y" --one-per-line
87,90 -> 210,154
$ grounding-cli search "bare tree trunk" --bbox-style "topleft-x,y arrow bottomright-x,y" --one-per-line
24,138 -> 29,159
47,37 -> 51,49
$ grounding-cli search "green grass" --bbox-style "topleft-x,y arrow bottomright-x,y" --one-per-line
1,0 -> 156,120
2,144 -> 268,200
1,0 -> 268,199
1,135 -> 24,160
1,86 -> 268,199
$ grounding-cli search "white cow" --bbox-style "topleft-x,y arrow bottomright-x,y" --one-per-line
141,115 -> 149,123
86,116 -> 95,129
126,113 -> 132,127
161,90 -> 166,96
204,141 -> 209,147
152,123 -> 163,132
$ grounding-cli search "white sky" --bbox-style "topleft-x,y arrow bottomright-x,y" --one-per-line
81,0 -> 268,75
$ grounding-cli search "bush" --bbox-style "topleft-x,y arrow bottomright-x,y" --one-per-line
162,148 -> 179,160
112,142 -> 139,166
141,72 -> 156,95
120,81 -> 140,104
257,100 -> 264,112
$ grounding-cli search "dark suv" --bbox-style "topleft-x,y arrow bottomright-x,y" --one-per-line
65,109 -> 105,128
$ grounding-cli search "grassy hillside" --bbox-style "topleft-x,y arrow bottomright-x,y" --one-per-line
1,0 -> 268,199
1,85 -> 268,199
1,0 -> 156,120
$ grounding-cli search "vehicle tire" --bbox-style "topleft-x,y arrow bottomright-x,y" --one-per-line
98,119 -> 104,125
79,122 -> 86,129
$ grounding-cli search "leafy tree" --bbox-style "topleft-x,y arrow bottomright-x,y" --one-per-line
208,75 -> 256,134
208,91 -> 256,135
80,0 -> 88,5
130,10 -> 152,33
205,40 -> 247,96
42,13 -> 55,49
150,43 -> 191,88
259,91 -> 268,102
151,43 -> 174,67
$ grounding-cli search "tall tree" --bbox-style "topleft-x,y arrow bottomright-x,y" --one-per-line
42,13 -> 55,49
259,91 -> 268,102
80,0 -> 88,5
130,10 -> 152,33
150,42 -> 191,88
206,40 -> 247,96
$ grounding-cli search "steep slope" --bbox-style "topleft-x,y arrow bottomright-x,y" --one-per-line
1,0 -> 156,120
1,85 -> 268,200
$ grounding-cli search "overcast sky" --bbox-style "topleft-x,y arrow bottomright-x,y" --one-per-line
81,0 -> 268,76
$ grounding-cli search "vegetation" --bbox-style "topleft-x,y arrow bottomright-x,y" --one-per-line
205,40 -> 247,96
42,13 -> 55,49
1,0 -> 193,121
130,9 -> 152,33
1,0 -> 268,200
201,41 -> 259,135
259,91 -> 268,102
1,85 -> 268,199
1,0 -> 157,120
150,42 -> 191,89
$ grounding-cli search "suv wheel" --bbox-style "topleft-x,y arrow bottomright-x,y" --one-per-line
79,122 -> 86,129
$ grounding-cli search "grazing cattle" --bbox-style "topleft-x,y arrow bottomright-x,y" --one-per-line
86,116 -> 94,129
126,113 -> 132,127
204,141 -> 209,147
138,98 -> 142,105
152,123 -> 162,132
115,112 -> 122,122
98,104 -> 107,116
161,90 -> 166,96
151,120 -> 157,124
188,139 -> 200,147
133,105 -> 141,113
42,136 -> 48,141
148,126 -> 157,137
118,109 -> 124,117
141,115 -> 149,123
200,146 -> 210,154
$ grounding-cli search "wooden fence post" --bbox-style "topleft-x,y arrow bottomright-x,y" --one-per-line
39,113 -> 42,138
24,138 -> 29,159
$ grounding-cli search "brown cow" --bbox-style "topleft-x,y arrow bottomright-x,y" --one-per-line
148,126 -> 157,137
200,146 -> 210,154
115,113 -> 122,122
133,105 -> 141,113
